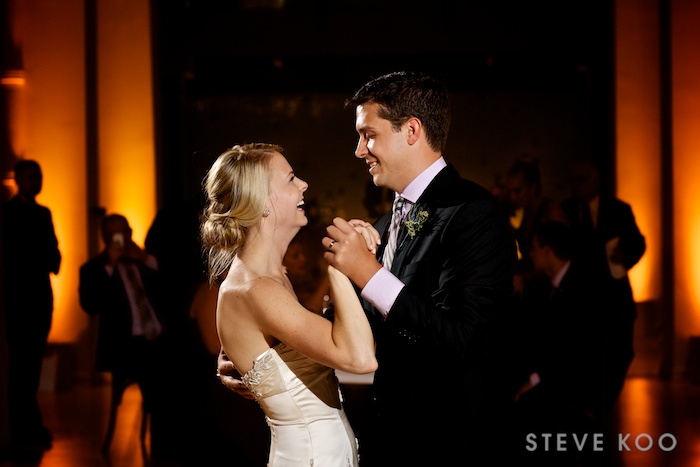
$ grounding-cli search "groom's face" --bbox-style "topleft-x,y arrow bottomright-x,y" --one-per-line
353,102 -> 408,193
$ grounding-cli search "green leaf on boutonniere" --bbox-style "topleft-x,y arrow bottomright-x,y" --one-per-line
404,204 -> 430,239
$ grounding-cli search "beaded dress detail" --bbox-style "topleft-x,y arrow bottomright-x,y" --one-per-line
242,342 -> 359,466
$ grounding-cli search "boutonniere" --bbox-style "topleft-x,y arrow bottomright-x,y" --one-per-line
404,204 -> 430,239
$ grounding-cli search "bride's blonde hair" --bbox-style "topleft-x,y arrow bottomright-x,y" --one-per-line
200,143 -> 283,283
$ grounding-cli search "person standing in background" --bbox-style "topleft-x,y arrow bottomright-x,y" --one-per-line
502,156 -> 567,297
78,213 -> 165,454
1,159 -> 61,451
513,221 -> 609,465
561,159 -> 646,411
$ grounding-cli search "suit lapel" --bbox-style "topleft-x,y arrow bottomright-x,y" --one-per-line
389,164 -> 459,274
375,164 -> 460,277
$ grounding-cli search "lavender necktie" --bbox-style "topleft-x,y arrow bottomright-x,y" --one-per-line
382,196 -> 405,270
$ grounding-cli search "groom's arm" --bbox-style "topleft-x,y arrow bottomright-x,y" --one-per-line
216,347 -> 255,399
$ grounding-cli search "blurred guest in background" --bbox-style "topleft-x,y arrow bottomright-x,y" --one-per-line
283,225 -> 331,314
561,159 -> 646,409
143,196 -> 210,460
513,221 -> 608,465
1,159 -> 61,451
502,156 -> 566,297
78,214 -> 165,453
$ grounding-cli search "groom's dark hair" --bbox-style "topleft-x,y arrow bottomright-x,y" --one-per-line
345,71 -> 451,154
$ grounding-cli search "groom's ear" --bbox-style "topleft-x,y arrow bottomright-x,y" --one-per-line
405,117 -> 422,145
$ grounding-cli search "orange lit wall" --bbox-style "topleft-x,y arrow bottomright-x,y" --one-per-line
672,0 -> 700,359
97,0 -> 156,243
1,72 -> 27,166
616,0 -> 700,375
615,0 -> 661,305
11,0 -> 88,343
7,0 -> 157,352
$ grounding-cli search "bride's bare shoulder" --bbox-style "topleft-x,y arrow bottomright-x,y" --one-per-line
219,271 -> 284,303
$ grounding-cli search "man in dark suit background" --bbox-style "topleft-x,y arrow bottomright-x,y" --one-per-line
561,159 -> 646,410
78,214 -> 164,452
513,221 -> 609,465
322,71 -> 518,466
2,159 -> 61,451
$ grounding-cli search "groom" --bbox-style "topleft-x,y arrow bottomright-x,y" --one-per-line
219,71 -> 519,465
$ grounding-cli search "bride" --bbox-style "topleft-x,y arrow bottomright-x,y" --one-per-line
200,143 -> 378,466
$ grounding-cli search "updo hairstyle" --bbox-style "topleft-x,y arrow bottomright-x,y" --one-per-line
201,143 -> 283,283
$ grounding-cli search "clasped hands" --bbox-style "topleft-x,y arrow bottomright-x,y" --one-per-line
216,217 -> 381,395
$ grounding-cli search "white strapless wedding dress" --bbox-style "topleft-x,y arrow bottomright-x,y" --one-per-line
242,342 -> 359,466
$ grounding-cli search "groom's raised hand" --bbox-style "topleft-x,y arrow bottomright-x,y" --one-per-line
323,217 -> 382,289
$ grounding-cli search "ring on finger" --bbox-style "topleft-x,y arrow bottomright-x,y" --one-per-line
329,241 -> 335,250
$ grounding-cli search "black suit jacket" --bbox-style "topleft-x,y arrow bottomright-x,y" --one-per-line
79,251 -> 163,372
562,195 -> 646,322
512,260 -> 609,462
2,196 -> 61,315
525,261 -> 607,413
362,164 -> 518,461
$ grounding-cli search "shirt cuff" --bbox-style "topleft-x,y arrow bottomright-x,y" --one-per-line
360,267 -> 404,317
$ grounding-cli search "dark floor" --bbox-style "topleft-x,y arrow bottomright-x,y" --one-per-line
0,375 -> 697,467
1,333 -> 700,467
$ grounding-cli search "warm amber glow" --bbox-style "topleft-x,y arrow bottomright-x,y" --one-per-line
2,179 -> 16,193
672,0 -> 700,355
615,0 -> 700,377
9,0 -> 88,344
615,0 -> 661,304
97,0 -> 156,244
2,71 -> 27,162
615,378 -> 673,466
0,71 -> 26,86
106,385 -> 150,457
7,0 -> 157,350
616,378 -> 653,433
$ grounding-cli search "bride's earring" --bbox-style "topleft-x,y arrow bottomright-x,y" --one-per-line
263,208 -> 270,217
